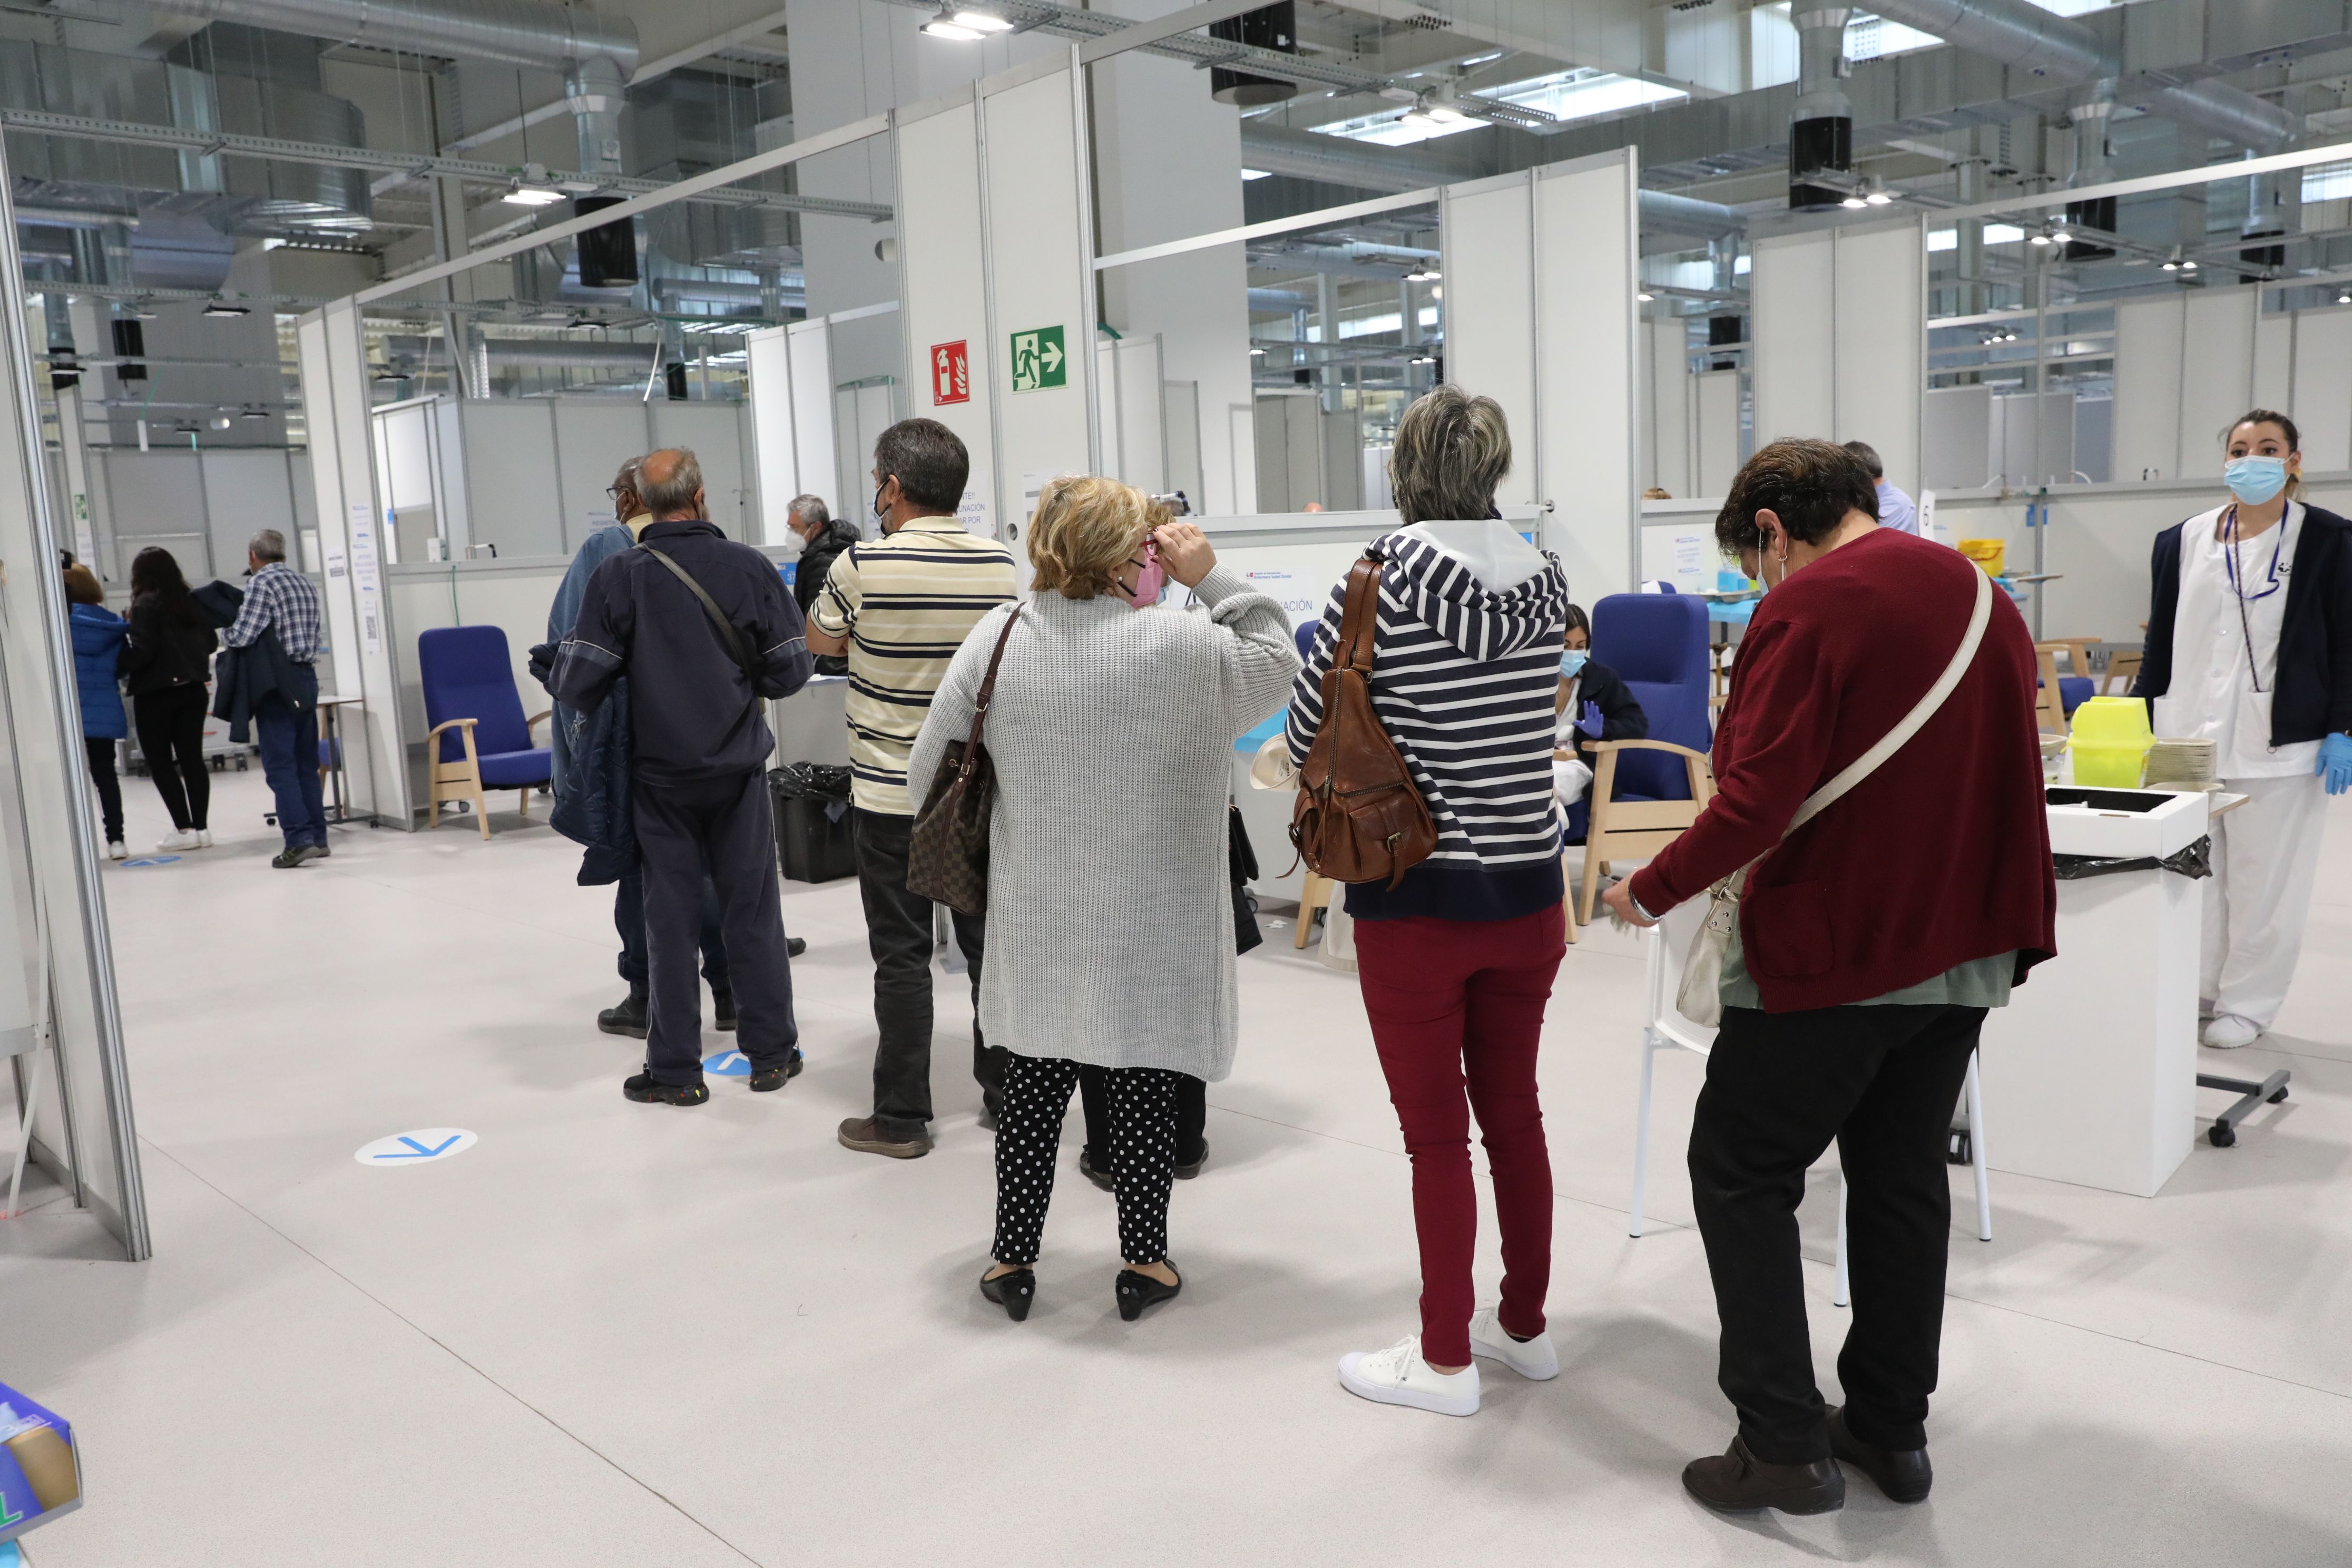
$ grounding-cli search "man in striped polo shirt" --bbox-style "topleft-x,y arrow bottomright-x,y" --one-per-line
807,418 -> 1017,1160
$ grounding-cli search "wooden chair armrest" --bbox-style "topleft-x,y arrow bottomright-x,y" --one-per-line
424,718 -> 479,741
526,709 -> 553,734
1586,738 -> 1712,764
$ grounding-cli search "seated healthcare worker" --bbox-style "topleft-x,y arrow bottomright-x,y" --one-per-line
1552,601 -> 1648,810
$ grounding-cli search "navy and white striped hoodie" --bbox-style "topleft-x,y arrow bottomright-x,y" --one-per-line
1284,520 -> 1569,918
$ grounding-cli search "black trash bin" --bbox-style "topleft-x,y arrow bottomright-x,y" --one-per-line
770,762 -> 856,883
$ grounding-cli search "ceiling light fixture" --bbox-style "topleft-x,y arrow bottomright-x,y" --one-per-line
239,406 -> 269,419
502,183 -> 565,207
2029,233 -> 2052,246
201,302 -> 250,317
1249,347 -> 1266,356
1636,291 -> 1655,302
952,8 -> 1013,31
921,7 -> 984,40
2051,229 -> 2073,246
1841,194 -> 1869,210
1865,190 -> 1893,206
1409,355 -> 1436,365
2183,259 -> 2198,271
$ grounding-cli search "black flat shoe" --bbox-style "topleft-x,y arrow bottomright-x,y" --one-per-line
712,990 -> 736,1032
1682,1435 -> 1844,1515
1175,1141 -> 1208,1180
787,936 -> 807,958
1827,1407 -> 1932,1503
1077,1146 -> 1114,1191
598,992 -> 649,1040
1115,1265 -> 1182,1321
979,1266 -> 1035,1321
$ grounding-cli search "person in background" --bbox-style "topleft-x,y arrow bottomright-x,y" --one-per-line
1605,438 -> 2053,1516
785,494 -> 860,677
1843,440 -> 1916,535
64,565 -> 129,860
222,530 -> 327,869
808,419 -> 1017,1161
1552,601 -> 1649,811
552,447 -> 814,1106
547,457 -> 759,1043
2133,408 -> 2352,1048
1643,487 -> 1673,502
910,477 -> 1298,1322
122,546 -> 219,852
1286,385 -> 1571,1419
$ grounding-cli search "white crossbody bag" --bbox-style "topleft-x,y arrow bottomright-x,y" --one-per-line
1674,565 -> 1994,1027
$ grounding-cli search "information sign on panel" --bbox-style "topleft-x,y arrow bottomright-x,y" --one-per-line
1009,326 -> 1066,393
930,340 -> 971,406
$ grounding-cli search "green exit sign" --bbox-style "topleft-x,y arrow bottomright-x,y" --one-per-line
1009,325 -> 1066,392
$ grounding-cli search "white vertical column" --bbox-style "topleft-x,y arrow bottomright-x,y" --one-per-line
896,87 -> 999,533
1535,149 -> 1642,598
1753,215 -> 1926,498
1439,171 -> 1538,508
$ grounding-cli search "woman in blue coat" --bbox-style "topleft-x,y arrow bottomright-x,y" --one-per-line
65,564 -> 129,859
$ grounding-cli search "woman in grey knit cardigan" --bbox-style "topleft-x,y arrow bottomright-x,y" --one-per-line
908,475 -> 1300,1324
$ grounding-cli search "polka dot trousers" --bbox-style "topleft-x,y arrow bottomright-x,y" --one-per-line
992,1053 -> 1182,1268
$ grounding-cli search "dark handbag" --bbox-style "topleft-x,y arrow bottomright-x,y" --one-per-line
906,607 -> 1023,917
1288,551 -> 1438,888
1229,803 -> 1263,955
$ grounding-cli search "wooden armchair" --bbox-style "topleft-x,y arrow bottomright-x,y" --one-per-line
427,711 -> 553,840
1575,739 -> 1717,927
417,625 -> 555,840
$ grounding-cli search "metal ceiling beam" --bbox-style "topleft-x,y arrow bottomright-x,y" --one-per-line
0,108 -> 890,221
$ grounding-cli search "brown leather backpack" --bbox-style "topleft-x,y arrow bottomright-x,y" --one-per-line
1289,550 -> 1438,888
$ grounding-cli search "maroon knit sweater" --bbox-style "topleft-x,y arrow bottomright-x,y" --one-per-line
1630,528 -> 2057,1012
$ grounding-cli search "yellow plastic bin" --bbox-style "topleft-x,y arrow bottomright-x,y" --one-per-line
2070,696 -> 2154,787
1957,538 -> 2006,576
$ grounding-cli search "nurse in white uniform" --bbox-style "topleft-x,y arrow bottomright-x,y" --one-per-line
2133,409 -> 2352,1047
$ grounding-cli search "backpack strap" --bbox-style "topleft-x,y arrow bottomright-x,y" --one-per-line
637,542 -> 757,685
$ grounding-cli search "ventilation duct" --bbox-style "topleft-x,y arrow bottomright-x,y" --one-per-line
1790,7 -> 1856,211
126,0 -> 639,75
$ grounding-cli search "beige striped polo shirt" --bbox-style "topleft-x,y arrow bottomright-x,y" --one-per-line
809,515 -> 1017,815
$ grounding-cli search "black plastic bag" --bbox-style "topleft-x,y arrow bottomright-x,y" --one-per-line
771,761 -> 854,822
2052,834 -> 2212,881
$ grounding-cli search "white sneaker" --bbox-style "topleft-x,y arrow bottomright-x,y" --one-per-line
2203,1014 -> 2261,1049
197,829 -> 213,848
156,830 -> 201,852
1337,1335 -> 1481,1417
105,840 -> 128,860
1468,1306 -> 1560,1381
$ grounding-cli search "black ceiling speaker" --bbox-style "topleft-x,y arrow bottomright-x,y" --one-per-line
112,319 -> 146,384
1211,3 -> 1300,109
1788,115 -> 1853,212
665,361 -> 689,401
574,195 -> 639,288
2064,195 -> 2116,261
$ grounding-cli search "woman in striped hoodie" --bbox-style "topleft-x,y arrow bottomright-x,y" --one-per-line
1285,385 -> 1571,1418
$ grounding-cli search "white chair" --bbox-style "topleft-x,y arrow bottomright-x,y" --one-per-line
1628,916 -> 1992,1307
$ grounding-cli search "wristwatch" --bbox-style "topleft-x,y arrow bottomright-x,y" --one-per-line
1629,887 -> 1661,923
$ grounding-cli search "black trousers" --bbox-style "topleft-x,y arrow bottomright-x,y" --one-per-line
633,769 -> 796,1085
1688,1002 -> 1984,1465
615,866 -> 730,994
851,807 -> 1005,1135
133,684 -> 211,831
1080,1066 -> 1207,1170
993,1055 -> 1181,1267
83,737 -> 123,842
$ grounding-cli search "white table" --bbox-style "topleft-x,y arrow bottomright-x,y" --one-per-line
1977,787 -> 2214,1197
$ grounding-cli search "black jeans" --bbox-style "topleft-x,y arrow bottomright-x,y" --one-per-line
83,737 -> 123,843
134,684 -> 211,831
1080,1066 -> 1208,1170
633,769 -> 796,1086
851,807 -> 1004,1135
1688,1002 -> 1985,1465
614,866 -> 730,995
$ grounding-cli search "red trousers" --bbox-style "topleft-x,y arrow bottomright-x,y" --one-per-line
1354,904 -> 1564,1367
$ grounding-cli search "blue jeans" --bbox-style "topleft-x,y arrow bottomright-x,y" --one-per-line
253,667 -> 325,849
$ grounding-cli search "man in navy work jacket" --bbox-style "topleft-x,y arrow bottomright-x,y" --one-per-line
552,447 -> 815,1106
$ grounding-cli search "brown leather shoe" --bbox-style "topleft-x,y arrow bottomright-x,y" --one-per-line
1828,1406 -> 1932,1503
837,1115 -> 930,1159
1682,1435 -> 1845,1515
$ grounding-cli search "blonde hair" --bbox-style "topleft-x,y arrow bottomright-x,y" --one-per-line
62,564 -> 104,606
1027,474 -> 1167,600
1389,384 -> 1512,525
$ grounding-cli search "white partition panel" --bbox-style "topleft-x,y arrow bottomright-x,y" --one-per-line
1439,172 -> 1537,507
1752,216 -> 1924,497
650,401 -> 753,540
788,322 -> 839,515
2113,291 -> 2261,482
1644,318 -> 1693,498
459,401 -> 564,559
1696,369 -> 1742,497
1534,149 -> 1641,597
553,401 -> 650,552
982,60 -> 1097,533
1096,334 -> 1167,492
745,325 -> 798,542
2179,290 -> 2257,478
2292,307 -> 2352,473
896,88 -> 999,533
2112,296 -> 2186,482
201,449 -> 302,583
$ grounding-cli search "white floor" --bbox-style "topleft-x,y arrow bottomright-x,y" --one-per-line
6,769 -> 2352,1566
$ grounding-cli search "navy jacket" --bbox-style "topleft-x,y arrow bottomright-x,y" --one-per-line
1564,657 -> 1649,763
551,518 -> 814,785
2134,502 -> 2352,744
211,628 -> 310,744
69,604 -> 129,740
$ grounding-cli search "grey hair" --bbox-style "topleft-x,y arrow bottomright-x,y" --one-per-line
249,528 -> 287,564
1389,385 -> 1512,526
638,448 -> 704,516
787,493 -> 830,528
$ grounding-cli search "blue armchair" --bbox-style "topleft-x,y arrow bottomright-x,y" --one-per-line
1572,593 -> 1717,924
418,625 -> 552,838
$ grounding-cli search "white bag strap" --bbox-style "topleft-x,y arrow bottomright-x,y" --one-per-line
1787,563 -> 1993,835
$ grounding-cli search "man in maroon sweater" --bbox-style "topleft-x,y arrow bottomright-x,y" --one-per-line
1606,439 -> 2055,1515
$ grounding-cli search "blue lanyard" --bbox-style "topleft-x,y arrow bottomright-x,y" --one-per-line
2221,505 -> 2289,692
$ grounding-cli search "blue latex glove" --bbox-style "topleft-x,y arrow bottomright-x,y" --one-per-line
2319,732 -> 2352,796
1576,699 -> 1605,739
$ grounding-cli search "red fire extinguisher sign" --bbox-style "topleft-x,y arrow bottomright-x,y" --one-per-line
931,340 -> 970,406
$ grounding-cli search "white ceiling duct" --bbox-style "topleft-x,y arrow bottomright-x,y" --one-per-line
129,0 -> 639,74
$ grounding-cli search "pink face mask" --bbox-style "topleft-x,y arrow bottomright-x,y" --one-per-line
1125,540 -> 1166,608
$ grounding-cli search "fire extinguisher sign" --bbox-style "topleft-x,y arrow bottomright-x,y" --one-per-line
931,340 -> 971,406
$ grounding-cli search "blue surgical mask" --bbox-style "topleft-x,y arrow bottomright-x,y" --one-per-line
2224,456 -> 2289,505
1559,649 -> 1590,679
